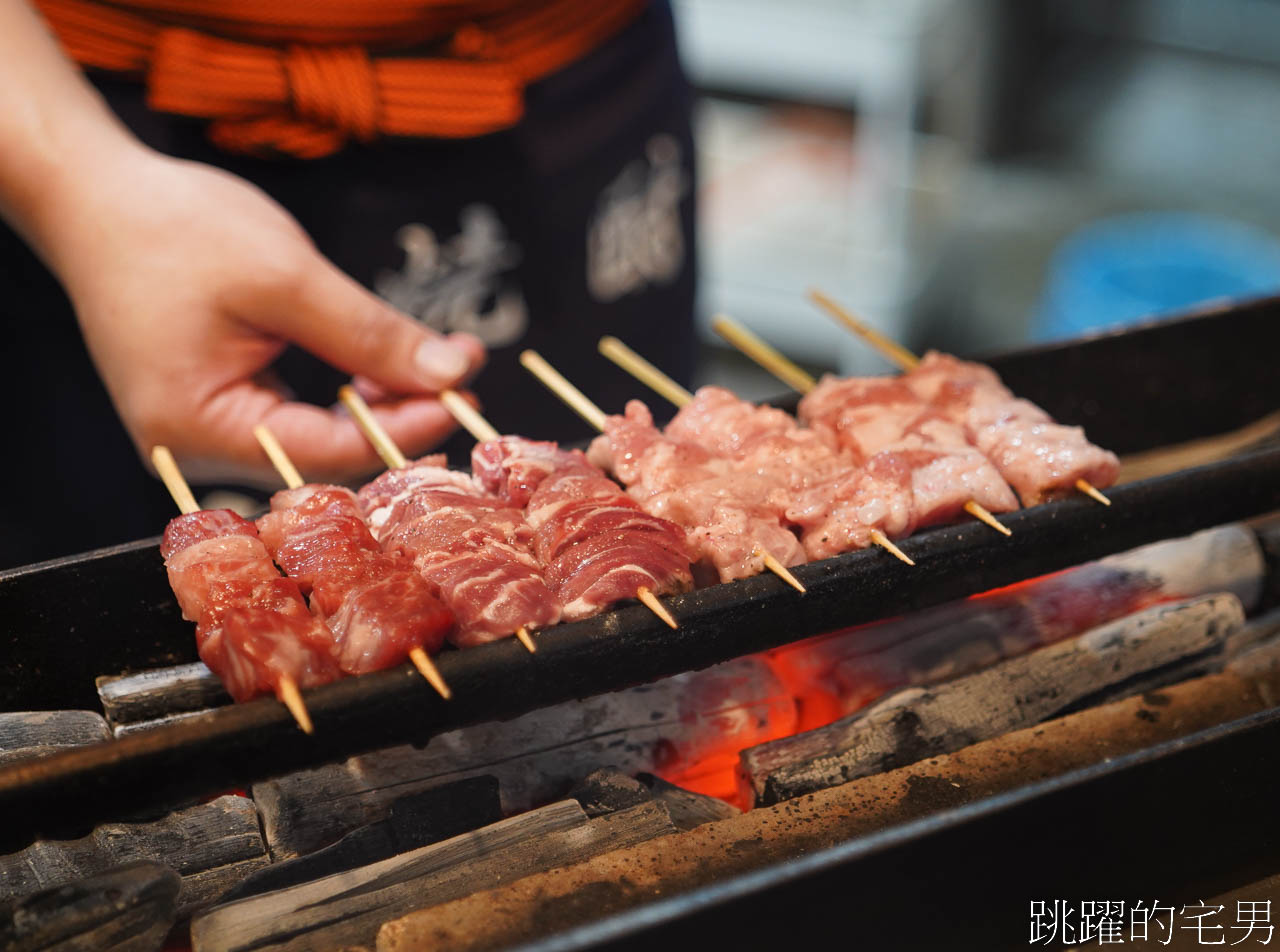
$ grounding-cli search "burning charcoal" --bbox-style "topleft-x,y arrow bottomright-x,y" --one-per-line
253,656 -> 793,859
768,524 -> 1264,726
219,777 -> 501,902
379,648 -> 1280,952
742,593 -> 1245,806
190,799 -> 675,952
0,711 -> 110,766
0,860 -> 180,952
0,796 -> 267,921
567,770 -> 740,829
636,773 -> 740,830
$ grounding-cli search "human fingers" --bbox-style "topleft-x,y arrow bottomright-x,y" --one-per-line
176,381 -> 460,485
245,254 -> 486,394
262,396 -> 462,480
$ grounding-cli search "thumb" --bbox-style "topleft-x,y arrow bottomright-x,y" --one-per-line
249,253 -> 486,393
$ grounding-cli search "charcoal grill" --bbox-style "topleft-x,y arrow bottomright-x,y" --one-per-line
1,296 -> 1278,853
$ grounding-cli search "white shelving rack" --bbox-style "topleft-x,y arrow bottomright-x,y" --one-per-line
673,0 -> 993,374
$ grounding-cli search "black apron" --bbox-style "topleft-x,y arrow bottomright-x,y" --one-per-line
0,1 -> 697,568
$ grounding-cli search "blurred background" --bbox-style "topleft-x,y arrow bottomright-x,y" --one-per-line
676,0 -> 1280,397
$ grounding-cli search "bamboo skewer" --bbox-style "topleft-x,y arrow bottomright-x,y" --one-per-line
439,390 -> 500,443
598,335 -> 695,409
709,317 -> 817,395
1073,479 -> 1112,506
252,424 -> 304,490
807,288 -> 922,370
597,336 -> 806,594
962,501 -> 1014,536
808,289 -> 1111,507
151,445 -> 199,517
518,349 -> 685,626
274,679 -> 312,735
335,388 -> 536,656
518,350 -> 608,432
150,445 -> 314,734
338,386 -> 408,470
710,313 -> 1013,540
251,425 -> 458,690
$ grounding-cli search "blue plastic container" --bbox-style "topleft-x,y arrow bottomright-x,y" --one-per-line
1035,212 -> 1280,341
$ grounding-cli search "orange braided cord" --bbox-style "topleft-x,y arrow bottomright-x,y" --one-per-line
35,0 -> 648,156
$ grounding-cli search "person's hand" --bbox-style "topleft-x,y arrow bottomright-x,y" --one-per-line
42,146 -> 485,484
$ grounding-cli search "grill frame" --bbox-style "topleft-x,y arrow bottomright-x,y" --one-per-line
511,707 -> 1280,952
0,296 -> 1278,847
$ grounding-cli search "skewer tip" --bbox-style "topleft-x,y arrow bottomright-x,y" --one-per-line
518,349 -> 608,433
597,335 -> 695,408
408,647 -> 452,700
636,587 -> 679,629
276,677 -> 314,734
515,626 -> 537,654
963,500 -> 1013,537
338,385 -> 409,470
759,549 -> 807,593
252,423 -> 306,490
440,389 -> 501,443
1076,479 -> 1112,506
870,530 -> 915,566
709,314 -> 817,395
806,289 -> 920,371
150,445 -> 200,515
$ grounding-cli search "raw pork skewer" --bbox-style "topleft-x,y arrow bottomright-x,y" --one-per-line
808,288 -> 1117,506
252,425 -> 454,697
338,387 -> 549,653
492,349 -> 693,628
596,335 -> 925,565
711,314 -> 1016,539
597,337 -> 809,589
151,446 -> 328,733
523,343 -> 806,591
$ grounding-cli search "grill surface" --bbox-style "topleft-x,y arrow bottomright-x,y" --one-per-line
1,296 -> 1278,848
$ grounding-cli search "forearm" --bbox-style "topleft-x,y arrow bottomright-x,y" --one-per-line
0,2 -> 147,274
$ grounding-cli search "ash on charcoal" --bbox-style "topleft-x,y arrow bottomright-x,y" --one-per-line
218,777 -> 501,904
766,524 -> 1265,726
251,656 -> 788,859
566,768 -> 740,830
568,769 -> 653,817
376,643 -> 1280,952
0,861 -> 180,952
96,664 -> 228,735
0,795 -> 268,921
743,593 -> 1245,805
0,711 -> 111,765
637,773 -> 740,830
190,799 -> 676,952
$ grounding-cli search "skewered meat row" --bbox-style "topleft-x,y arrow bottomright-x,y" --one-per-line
661,386 -> 908,559
588,400 -> 804,583
821,351 -> 1121,506
474,436 -> 693,620
357,456 -> 562,646
162,436 -> 690,703
792,377 -> 1020,533
256,485 -> 454,671
587,388 -> 915,564
161,510 -> 341,702
159,342 -> 1120,706
663,386 -> 1018,560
